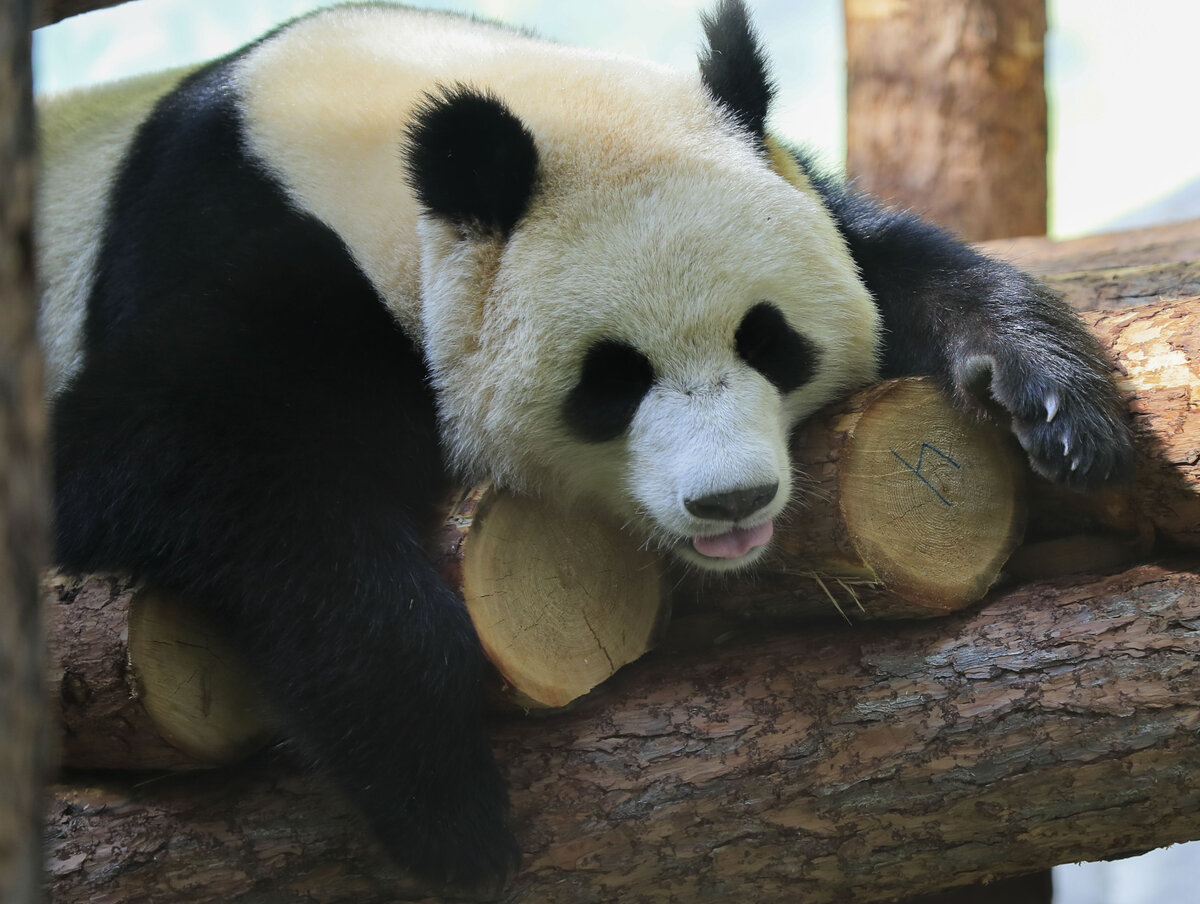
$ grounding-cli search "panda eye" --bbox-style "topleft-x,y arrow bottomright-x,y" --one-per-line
563,339 -> 655,443
735,301 -> 820,393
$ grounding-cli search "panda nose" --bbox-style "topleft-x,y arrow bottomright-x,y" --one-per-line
684,481 -> 779,522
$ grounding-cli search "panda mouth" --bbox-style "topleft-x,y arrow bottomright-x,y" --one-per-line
691,520 -> 775,560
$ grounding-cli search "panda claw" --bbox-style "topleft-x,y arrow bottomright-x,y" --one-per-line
1045,394 -> 1059,423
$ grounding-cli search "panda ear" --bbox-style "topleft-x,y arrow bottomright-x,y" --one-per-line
698,0 -> 776,143
403,85 -> 539,235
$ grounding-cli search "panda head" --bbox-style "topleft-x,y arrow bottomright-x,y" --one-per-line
404,0 -> 879,571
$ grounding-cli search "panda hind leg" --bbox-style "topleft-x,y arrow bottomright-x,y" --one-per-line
50,344 -> 520,889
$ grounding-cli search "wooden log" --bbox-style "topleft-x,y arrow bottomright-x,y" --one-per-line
1020,300 -> 1200,551
44,573 -> 274,771
42,562 -> 1200,904
0,1 -> 46,902
982,219 -> 1200,312
845,0 -> 1048,241
436,484 -> 666,710
687,377 -> 1026,621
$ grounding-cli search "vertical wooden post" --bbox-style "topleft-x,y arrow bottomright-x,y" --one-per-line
0,1 -> 47,902
845,0 -> 1048,241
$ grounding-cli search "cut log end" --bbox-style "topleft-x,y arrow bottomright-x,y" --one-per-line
444,485 -> 666,709
837,379 -> 1027,607
127,590 -> 273,765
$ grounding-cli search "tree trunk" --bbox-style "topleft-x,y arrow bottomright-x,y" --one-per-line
0,1 -> 45,902
845,0 -> 1048,241
44,562 -> 1200,904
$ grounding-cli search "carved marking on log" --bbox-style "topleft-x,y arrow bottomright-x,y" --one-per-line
890,442 -> 963,508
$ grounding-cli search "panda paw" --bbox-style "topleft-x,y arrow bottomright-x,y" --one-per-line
357,750 -> 520,893
951,345 -> 1136,491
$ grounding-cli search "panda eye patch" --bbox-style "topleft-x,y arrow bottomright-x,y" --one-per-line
736,301 -> 819,393
563,339 -> 655,443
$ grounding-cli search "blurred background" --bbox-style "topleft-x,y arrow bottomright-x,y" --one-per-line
31,3 -> 1200,902
33,0 -> 1200,238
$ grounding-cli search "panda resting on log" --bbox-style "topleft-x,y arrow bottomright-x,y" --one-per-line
37,0 -> 1134,888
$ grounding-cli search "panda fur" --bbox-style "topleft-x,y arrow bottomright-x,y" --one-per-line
38,0 -> 1134,887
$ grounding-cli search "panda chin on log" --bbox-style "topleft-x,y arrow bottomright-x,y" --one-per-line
37,0 -> 1134,888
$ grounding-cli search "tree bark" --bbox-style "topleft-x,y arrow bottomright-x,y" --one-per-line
0,1 -> 45,902
845,0 -> 1048,241
1011,299 -> 1200,555
44,562 -> 1200,904
981,218 -> 1200,294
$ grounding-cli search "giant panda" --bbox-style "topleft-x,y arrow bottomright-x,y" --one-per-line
38,0 -> 1134,888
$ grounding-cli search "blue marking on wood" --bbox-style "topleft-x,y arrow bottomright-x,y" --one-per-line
890,443 -> 961,507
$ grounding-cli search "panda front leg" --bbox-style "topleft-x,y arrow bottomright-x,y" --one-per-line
51,340 -> 520,890
805,170 -> 1135,489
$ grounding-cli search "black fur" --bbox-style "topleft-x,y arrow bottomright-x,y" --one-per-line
698,0 -> 775,142
791,150 -> 1136,488
563,339 -> 656,443
736,301 -> 819,393
54,59 -> 518,888
404,85 -> 538,234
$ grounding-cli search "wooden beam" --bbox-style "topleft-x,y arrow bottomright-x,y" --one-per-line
44,563 -> 1200,903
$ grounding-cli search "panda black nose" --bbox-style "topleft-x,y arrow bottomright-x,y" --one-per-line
684,481 -> 779,522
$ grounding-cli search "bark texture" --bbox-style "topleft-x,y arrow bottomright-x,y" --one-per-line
1,1 -> 45,901
983,219 -> 1200,312
44,563 -> 1200,904
845,0 -> 1048,240
1084,301 -> 1200,547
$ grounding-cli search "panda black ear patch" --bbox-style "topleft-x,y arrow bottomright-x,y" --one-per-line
698,0 -> 775,143
403,86 -> 538,234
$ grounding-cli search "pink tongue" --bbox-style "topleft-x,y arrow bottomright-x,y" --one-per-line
692,520 -> 775,559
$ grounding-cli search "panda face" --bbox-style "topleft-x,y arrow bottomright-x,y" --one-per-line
418,153 -> 879,571
220,3 -> 882,570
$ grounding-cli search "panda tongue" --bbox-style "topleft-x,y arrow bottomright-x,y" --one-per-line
692,521 -> 774,559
